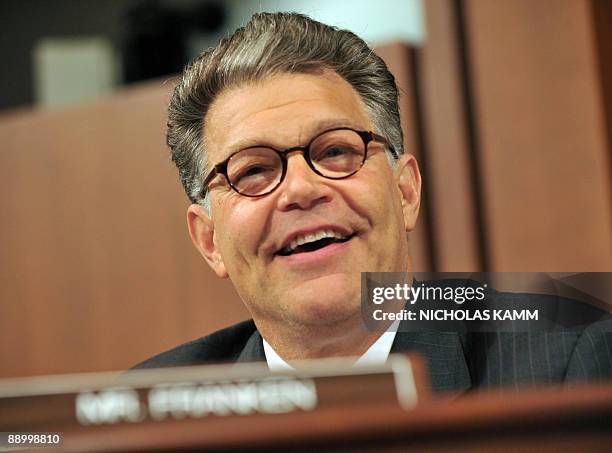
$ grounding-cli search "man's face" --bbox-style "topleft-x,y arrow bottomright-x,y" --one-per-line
189,70 -> 420,329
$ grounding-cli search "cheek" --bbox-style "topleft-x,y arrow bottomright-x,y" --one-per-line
355,179 -> 407,265
353,170 -> 403,228
214,199 -> 269,271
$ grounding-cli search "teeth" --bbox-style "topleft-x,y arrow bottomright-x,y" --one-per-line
286,229 -> 348,252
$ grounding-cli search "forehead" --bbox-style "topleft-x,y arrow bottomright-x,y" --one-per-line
203,71 -> 372,162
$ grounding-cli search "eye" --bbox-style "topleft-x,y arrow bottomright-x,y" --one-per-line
319,146 -> 351,159
235,164 -> 273,180
243,165 -> 266,177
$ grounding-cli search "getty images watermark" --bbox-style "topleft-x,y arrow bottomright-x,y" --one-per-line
361,272 -> 612,332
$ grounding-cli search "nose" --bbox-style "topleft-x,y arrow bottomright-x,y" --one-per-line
276,151 -> 332,211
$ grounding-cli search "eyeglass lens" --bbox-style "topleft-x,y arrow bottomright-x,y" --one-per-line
226,129 -> 366,196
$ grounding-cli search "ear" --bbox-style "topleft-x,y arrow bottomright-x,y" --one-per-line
186,204 -> 229,278
395,154 -> 422,232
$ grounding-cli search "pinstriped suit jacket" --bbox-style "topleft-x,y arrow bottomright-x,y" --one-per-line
134,316 -> 612,393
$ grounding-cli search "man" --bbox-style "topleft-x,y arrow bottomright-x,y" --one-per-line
136,12 -> 611,392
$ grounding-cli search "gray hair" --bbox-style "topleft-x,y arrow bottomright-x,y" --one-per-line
166,12 -> 404,209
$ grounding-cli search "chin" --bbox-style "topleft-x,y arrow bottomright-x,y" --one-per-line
284,274 -> 361,326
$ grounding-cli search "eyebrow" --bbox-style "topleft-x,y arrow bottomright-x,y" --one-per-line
221,118 -> 364,159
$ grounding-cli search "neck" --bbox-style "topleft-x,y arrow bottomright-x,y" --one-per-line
255,314 -> 391,363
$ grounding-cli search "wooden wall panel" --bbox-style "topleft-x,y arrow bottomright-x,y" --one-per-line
0,81 -> 249,378
463,0 -> 612,271
590,0 -> 612,192
419,0 -> 481,271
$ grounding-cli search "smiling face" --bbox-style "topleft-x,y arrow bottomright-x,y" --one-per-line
188,70 -> 421,336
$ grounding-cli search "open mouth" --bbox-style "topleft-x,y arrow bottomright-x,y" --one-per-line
276,231 -> 355,257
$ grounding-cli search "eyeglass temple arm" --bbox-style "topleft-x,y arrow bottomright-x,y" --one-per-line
198,164 -> 223,199
370,132 -> 398,159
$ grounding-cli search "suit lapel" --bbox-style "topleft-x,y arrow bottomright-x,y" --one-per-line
391,328 -> 472,393
236,329 -> 266,363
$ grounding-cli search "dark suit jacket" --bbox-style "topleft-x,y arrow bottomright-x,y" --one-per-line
133,316 -> 612,393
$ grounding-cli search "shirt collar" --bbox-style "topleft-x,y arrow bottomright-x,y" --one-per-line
262,320 -> 400,372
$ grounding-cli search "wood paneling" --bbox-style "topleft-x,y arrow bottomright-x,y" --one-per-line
0,81 -> 249,378
463,0 -> 612,271
419,0 -> 481,271
590,0 -> 612,194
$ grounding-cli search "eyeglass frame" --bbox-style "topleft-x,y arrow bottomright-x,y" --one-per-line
198,127 -> 398,199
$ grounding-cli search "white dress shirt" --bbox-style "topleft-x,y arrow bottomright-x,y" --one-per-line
262,320 -> 400,372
